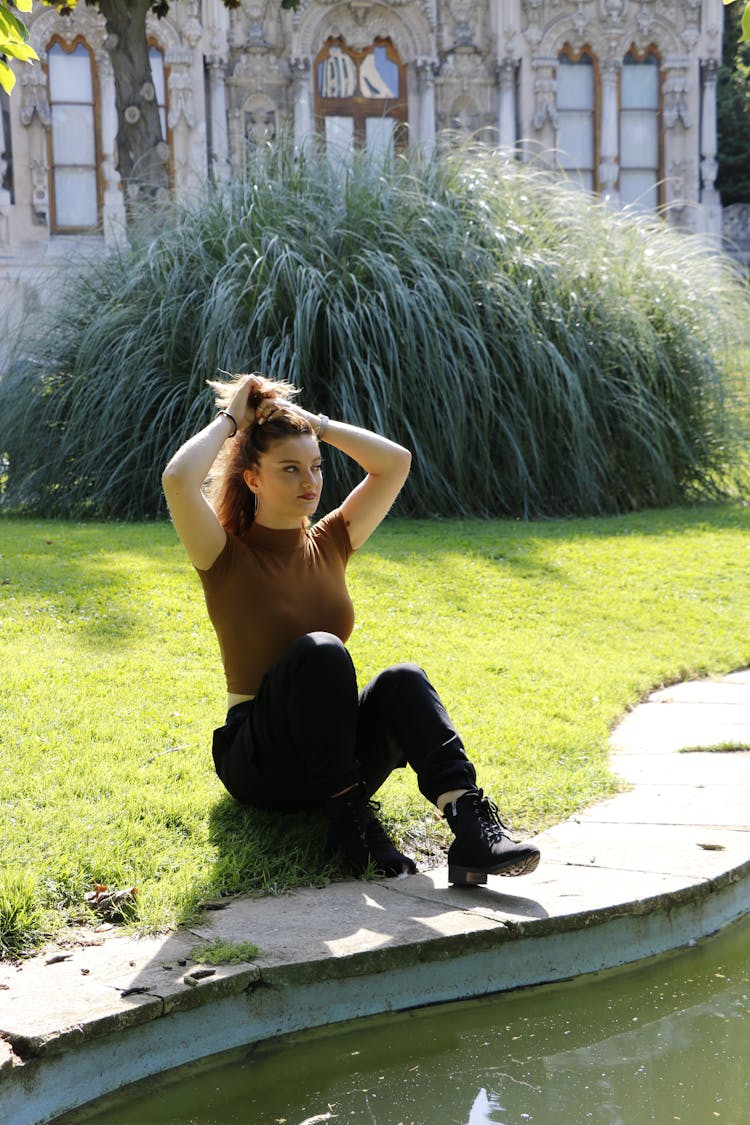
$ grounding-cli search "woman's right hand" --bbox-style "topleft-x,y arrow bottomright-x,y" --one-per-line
227,374 -> 273,431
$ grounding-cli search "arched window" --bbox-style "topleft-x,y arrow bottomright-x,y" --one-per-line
620,48 -> 661,210
314,37 -> 407,161
556,47 -> 597,191
46,37 -> 101,232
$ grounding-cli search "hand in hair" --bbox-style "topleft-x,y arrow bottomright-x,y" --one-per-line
207,372 -> 300,433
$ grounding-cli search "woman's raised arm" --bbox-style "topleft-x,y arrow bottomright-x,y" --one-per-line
321,420 -> 411,549
162,376 -> 262,570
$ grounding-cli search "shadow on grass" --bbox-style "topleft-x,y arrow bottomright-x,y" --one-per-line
203,794 -> 341,904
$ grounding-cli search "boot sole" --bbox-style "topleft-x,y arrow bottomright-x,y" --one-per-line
449,850 -> 540,886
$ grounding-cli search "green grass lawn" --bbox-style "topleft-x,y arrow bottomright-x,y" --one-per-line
1,506 -> 749,957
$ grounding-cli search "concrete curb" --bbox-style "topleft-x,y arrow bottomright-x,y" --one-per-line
2,671 -> 749,1124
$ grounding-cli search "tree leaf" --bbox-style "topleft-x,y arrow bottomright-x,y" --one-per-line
0,58 -> 16,94
0,6 -> 31,41
3,38 -> 38,62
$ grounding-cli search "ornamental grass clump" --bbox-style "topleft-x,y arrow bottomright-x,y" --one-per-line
1,142 -> 747,519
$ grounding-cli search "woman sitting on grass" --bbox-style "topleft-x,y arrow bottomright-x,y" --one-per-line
162,373 -> 540,885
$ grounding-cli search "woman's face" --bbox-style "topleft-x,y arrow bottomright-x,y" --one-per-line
244,433 -> 323,528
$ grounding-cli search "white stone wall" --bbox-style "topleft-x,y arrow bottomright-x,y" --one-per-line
0,0 -> 727,330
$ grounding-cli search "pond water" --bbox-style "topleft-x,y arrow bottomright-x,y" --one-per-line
72,915 -> 750,1125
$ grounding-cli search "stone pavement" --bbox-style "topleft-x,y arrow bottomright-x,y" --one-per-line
2,671 -> 750,1125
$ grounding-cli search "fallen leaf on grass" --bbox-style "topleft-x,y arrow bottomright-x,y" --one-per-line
84,884 -> 138,919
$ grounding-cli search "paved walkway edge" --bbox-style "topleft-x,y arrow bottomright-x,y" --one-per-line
4,863 -> 750,1125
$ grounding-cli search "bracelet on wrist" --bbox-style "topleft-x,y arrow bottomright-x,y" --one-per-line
217,409 -> 238,438
317,414 -> 329,439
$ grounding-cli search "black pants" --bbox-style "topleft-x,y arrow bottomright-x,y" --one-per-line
211,631 -> 477,813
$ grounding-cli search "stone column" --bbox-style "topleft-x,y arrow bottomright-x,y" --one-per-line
598,58 -> 620,203
496,56 -> 518,149
206,55 -> 231,184
416,58 -> 437,155
699,56 -> 721,235
97,52 -> 126,246
661,62 -> 694,227
19,68 -> 50,228
290,57 -> 312,152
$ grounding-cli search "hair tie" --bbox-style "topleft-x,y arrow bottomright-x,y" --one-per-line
217,409 -> 238,437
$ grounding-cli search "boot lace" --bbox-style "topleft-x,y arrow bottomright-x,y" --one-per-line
471,789 -> 512,843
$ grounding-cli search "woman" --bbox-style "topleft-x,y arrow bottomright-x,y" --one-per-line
162,373 -> 540,885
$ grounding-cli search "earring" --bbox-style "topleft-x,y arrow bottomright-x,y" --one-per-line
253,492 -> 258,517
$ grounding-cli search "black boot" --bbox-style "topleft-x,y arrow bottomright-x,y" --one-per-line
444,789 -> 540,886
326,784 -> 417,878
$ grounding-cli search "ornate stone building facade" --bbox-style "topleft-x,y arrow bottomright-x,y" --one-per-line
0,0 -> 726,316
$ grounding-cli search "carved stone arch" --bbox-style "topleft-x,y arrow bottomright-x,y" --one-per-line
625,17 -> 683,59
537,13 -> 680,71
145,10 -> 183,54
537,15 -> 605,60
297,1 -> 432,63
27,5 -> 108,59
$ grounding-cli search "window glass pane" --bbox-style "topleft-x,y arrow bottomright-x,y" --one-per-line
48,43 -> 93,103
360,46 -> 398,98
51,104 -> 95,164
148,48 -> 165,107
365,116 -> 394,158
557,58 -> 593,110
621,60 -> 659,109
620,170 -> 658,210
53,167 -> 98,226
558,113 -> 593,168
148,48 -> 166,135
620,112 -> 658,168
318,46 -> 358,98
325,115 -> 354,160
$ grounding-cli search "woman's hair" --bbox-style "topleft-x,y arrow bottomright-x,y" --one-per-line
205,372 -> 316,536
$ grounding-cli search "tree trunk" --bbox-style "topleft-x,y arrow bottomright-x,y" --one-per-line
97,0 -> 168,215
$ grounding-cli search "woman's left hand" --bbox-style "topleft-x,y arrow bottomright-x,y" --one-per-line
256,396 -> 319,432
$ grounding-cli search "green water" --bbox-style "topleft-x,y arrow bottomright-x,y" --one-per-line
74,916 -> 750,1125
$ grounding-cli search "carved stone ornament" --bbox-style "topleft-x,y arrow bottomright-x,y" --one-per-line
663,73 -> 691,129
532,76 -> 557,131
599,0 -> 627,25
416,57 -> 438,85
167,70 -> 197,129
572,3 -> 589,41
181,0 -> 203,48
289,56 -> 311,84
31,156 -> 48,224
666,159 -> 687,210
700,155 -> 718,190
20,70 -> 50,128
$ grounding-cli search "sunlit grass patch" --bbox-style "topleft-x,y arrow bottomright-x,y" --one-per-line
1,507 -> 749,956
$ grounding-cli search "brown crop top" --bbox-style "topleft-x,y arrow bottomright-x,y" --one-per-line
196,508 -> 355,695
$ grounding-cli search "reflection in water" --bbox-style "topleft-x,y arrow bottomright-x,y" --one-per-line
76,917 -> 750,1125
466,1087 -> 506,1123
